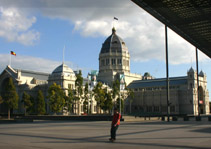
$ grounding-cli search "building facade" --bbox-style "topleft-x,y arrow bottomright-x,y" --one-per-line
0,65 -> 49,114
125,68 -> 210,115
0,65 -> 98,115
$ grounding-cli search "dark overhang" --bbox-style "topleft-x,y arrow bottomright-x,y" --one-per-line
131,0 -> 211,58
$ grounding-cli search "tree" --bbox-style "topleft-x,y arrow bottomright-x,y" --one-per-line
83,82 -> 89,114
112,79 -> 120,100
93,82 -> 105,114
37,90 -> 46,115
29,95 -> 36,114
126,88 -> 134,114
75,70 -> 83,114
111,79 -> 120,109
2,78 -> 19,119
22,91 -> 32,115
102,89 -> 113,114
48,83 -> 65,114
65,86 -> 74,114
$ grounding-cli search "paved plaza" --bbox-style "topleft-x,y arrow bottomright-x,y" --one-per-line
0,120 -> 211,149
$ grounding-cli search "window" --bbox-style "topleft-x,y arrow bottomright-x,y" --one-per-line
106,59 -> 110,65
154,106 -> 160,112
190,83 -> 193,88
68,84 -> 72,89
161,106 -> 167,112
101,60 -> 105,66
147,106 -> 152,112
112,59 -> 116,65
81,105 -> 84,112
117,59 -> 122,65
94,106 -> 97,112
170,106 -> 175,112
127,60 -> 129,66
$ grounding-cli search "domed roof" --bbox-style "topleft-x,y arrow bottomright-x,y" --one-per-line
52,63 -> 74,75
144,72 -> 151,77
100,27 -> 129,54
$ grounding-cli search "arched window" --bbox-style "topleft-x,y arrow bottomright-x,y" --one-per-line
190,83 -> 193,88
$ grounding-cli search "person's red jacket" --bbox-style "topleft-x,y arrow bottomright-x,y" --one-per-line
112,113 -> 121,126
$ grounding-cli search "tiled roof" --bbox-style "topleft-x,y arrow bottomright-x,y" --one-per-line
128,77 -> 188,88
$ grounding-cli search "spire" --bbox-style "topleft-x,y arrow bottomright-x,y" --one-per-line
199,70 -> 205,77
188,67 -> 194,73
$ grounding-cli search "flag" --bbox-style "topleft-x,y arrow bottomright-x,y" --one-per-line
114,17 -> 118,20
11,51 -> 16,56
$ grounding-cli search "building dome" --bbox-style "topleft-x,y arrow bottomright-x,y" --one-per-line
100,27 -> 129,54
144,72 -> 151,77
98,27 -> 131,85
49,63 -> 76,90
51,63 -> 74,76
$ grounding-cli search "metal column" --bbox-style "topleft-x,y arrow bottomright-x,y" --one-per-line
165,25 -> 170,122
195,47 -> 200,116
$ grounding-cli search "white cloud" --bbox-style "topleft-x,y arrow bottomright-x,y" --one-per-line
0,7 -> 40,45
0,0 -> 210,64
37,0 -> 210,65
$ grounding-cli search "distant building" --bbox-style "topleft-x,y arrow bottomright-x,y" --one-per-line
0,65 -> 98,115
0,65 -> 49,114
0,28 -> 209,116
126,68 -> 210,115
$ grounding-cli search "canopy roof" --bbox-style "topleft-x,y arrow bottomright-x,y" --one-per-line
132,0 -> 211,58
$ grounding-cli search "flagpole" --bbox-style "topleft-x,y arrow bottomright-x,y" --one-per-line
113,17 -> 118,29
9,53 -> 11,66
63,45 -> 65,64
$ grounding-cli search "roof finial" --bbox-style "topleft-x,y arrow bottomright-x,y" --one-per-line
112,27 -> 116,34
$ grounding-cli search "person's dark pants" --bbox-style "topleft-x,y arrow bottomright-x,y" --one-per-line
110,125 -> 119,140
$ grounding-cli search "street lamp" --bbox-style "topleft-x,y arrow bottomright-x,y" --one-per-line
120,74 -> 125,114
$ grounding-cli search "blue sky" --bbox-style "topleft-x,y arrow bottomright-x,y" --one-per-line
0,0 -> 210,99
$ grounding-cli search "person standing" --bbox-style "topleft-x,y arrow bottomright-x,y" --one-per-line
109,107 -> 121,142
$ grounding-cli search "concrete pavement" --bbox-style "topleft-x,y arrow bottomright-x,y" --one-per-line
0,120 -> 211,149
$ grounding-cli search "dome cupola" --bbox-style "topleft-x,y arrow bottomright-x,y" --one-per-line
100,27 -> 129,54
48,63 -> 76,90
52,63 -> 74,76
98,27 -> 131,85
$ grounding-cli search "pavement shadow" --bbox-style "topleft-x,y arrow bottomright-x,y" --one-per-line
0,132 -> 208,149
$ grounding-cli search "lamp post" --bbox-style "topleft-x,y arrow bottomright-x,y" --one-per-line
120,74 -> 125,114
